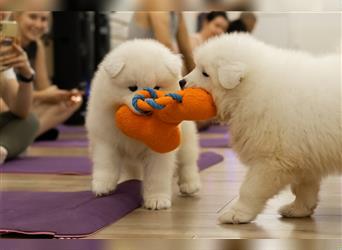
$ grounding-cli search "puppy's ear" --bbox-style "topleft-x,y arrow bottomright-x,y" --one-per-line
165,54 -> 182,77
217,61 -> 247,89
102,59 -> 125,78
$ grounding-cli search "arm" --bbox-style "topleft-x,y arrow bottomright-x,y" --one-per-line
32,39 -> 71,103
0,98 -> 9,112
176,12 -> 195,74
1,77 -> 33,119
149,12 -> 174,51
32,39 -> 83,104
33,39 -> 52,90
0,43 -> 35,118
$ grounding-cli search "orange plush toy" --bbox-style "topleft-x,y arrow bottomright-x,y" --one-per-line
115,88 -> 217,153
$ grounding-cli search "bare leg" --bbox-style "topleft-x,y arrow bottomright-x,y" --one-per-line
33,100 -> 82,136
219,164 -> 291,224
279,177 -> 320,217
0,146 -> 8,164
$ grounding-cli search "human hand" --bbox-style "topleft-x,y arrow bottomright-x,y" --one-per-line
38,87 -> 73,104
67,88 -> 83,106
0,42 -> 34,78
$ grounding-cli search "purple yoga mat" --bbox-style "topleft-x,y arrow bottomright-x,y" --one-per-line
0,240 -> 104,249
198,151 -> 224,171
0,180 -> 142,238
200,125 -> 228,134
1,156 -> 92,175
200,134 -> 230,148
0,152 -> 223,238
57,125 -> 86,134
33,139 -> 88,147
1,152 -> 223,175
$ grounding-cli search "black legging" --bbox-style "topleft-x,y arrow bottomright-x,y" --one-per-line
0,112 -> 39,160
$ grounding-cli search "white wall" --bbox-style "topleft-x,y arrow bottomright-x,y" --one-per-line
185,12 -> 341,54
253,13 -> 340,54
111,12 -> 341,54
255,0 -> 340,11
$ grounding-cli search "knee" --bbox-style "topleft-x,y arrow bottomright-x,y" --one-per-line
24,113 -> 40,135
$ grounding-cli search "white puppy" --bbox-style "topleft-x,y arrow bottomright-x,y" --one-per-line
86,39 -> 201,210
182,33 -> 341,223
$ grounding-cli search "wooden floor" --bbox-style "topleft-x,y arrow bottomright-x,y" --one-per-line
1,126 -> 341,244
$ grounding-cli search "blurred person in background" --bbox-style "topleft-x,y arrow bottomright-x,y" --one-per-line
191,11 -> 230,49
203,0 -> 253,10
228,12 -> 257,33
128,9 -> 195,74
191,12 -> 229,131
0,11 -> 39,164
0,0 -> 10,9
13,11 -> 83,141
0,0 -> 57,10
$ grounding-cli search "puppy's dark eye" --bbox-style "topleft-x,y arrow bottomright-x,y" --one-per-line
128,86 -> 138,92
202,71 -> 209,77
154,86 -> 160,90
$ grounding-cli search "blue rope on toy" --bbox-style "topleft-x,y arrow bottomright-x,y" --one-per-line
145,98 -> 165,110
144,87 -> 158,99
132,87 -> 183,114
165,93 -> 183,103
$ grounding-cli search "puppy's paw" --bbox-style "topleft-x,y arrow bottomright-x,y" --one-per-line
279,202 -> 315,218
179,177 -> 201,196
92,176 -> 117,196
144,196 -> 171,210
219,204 -> 256,224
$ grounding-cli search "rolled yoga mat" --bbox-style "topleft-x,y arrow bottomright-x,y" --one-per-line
0,153 -> 224,238
1,152 -> 223,175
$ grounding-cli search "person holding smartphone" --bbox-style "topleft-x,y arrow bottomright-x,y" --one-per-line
0,20 -> 39,164
13,11 -> 83,141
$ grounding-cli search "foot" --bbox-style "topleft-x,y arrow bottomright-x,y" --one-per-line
219,201 -> 257,224
279,202 -> 316,218
92,174 -> 118,196
0,146 -> 8,165
144,195 -> 171,210
179,176 -> 201,196
35,128 -> 59,141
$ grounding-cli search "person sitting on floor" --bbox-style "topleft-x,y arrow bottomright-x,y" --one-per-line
14,11 -> 83,141
0,18 -> 39,163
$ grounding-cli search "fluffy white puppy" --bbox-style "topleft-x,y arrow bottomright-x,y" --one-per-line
182,33 -> 341,223
86,39 -> 201,210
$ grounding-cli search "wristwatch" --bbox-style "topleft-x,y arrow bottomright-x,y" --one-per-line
17,71 -> 35,83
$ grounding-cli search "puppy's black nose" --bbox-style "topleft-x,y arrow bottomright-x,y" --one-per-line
179,79 -> 187,89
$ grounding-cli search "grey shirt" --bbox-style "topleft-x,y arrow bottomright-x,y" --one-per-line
128,12 -> 179,40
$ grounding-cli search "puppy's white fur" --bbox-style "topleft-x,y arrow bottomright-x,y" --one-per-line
86,39 -> 201,210
184,33 -> 341,223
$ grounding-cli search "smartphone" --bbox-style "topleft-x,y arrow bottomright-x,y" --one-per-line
0,21 -> 19,40
0,21 -> 19,72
